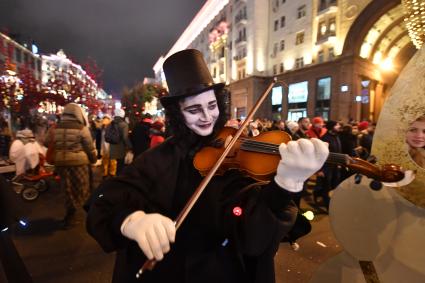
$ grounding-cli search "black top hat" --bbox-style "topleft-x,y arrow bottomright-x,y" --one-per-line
160,49 -> 224,106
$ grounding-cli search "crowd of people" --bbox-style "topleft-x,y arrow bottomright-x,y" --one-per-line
0,97 -> 377,229
227,115 -> 376,211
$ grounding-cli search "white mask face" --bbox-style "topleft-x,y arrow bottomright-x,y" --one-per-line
179,89 -> 219,136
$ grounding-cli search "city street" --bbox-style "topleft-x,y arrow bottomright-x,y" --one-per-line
1,167 -> 342,283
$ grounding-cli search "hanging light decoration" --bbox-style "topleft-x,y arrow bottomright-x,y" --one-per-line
402,0 -> 425,49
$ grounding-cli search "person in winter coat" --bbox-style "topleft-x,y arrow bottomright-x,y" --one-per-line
100,115 -> 114,178
285,121 -> 300,140
85,49 -> 329,283
9,128 -> 44,176
296,117 -> 311,139
44,103 -> 96,228
306,116 -> 327,139
109,108 -> 133,176
315,120 -> 342,210
149,121 -> 165,148
131,114 -> 153,157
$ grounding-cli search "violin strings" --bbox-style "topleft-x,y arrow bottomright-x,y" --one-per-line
239,138 -> 350,165
240,139 -> 280,154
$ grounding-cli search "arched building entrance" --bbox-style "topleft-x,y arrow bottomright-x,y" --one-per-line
342,0 -> 417,122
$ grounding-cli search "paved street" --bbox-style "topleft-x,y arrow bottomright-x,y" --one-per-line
1,167 -> 342,283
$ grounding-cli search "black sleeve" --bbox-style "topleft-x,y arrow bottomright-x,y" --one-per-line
221,177 -> 298,257
85,160 -> 155,253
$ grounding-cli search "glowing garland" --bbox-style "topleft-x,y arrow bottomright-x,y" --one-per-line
402,0 -> 425,49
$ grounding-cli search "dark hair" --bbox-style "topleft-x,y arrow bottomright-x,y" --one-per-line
298,117 -> 308,123
163,89 -> 227,143
342,124 -> 352,134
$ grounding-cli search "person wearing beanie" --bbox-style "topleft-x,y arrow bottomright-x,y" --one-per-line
114,108 -> 126,119
108,108 -> 133,177
285,120 -> 300,140
358,121 -> 375,159
86,49 -> 329,283
357,121 -> 369,132
306,116 -> 327,138
315,120 -> 342,211
100,115 -> 114,178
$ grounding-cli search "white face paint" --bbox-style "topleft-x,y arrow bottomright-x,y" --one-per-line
179,89 -> 219,136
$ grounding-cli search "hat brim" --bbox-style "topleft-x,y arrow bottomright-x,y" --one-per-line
160,83 -> 225,107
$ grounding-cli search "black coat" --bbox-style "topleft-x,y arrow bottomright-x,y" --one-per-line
131,122 -> 152,157
85,136 -> 298,283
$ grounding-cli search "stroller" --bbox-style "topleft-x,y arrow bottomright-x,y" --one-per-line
8,129 -> 58,201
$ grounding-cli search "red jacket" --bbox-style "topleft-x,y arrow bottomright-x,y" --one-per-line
150,135 -> 164,148
305,126 -> 327,138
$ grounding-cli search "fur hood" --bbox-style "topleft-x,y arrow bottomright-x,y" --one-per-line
62,103 -> 88,125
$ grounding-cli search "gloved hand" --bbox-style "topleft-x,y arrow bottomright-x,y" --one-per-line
120,211 -> 176,260
124,150 -> 134,164
274,138 -> 329,192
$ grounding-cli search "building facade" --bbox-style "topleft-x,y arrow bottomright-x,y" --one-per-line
0,32 -> 42,81
41,50 -> 103,102
1,32 -> 106,114
154,0 -> 416,122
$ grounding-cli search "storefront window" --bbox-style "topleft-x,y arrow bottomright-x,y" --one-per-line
288,81 -> 308,121
316,77 -> 331,119
272,86 -> 283,118
317,77 -> 331,100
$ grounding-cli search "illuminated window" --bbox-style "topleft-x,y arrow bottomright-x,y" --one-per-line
317,17 -> 336,42
318,50 -> 324,63
329,17 -> 336,35
295,57 -> 304,69
15,48 -> 22,63
319,21 -> 326,35
319,0 -> 337,12
295,32 -> 305,45
297,5 -> 306,19
328,47 -> 335,60
280,16 -> 286,28
280,39 -> 285,51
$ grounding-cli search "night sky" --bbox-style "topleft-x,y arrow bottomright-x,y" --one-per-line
0,0 -> 206,96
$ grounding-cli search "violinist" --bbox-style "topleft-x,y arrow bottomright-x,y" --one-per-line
85,49 -> 329,283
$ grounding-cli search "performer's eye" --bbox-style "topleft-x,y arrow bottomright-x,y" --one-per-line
187,109 -> 200,114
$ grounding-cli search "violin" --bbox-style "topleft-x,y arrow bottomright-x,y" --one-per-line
194,126 -> 405,183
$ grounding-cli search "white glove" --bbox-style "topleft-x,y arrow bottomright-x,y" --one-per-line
274,138 -> 329,192
120,211 -> 176,261
124,151 -> 134,164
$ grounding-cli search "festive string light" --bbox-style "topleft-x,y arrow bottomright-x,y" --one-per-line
402,0 -> 425,49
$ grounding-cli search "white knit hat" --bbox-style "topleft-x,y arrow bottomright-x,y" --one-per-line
114,108 -> 125,118
286,121 -> 299,133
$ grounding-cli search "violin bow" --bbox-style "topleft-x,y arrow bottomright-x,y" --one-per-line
136,78 -> 282,278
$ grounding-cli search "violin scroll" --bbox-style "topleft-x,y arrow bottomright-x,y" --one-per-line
344,157 -> 405,183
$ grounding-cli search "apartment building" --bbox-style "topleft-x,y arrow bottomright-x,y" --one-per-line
154,0 -> 416,122
0,32 -> 42,81
41,50 -> 101,101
